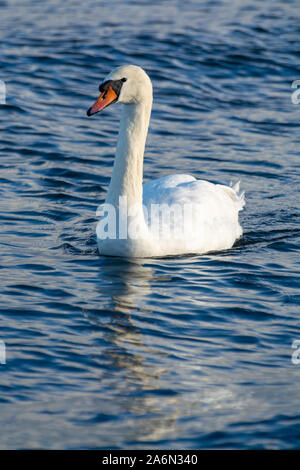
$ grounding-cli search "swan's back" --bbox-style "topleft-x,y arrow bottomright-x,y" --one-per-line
142,175 -> 245,256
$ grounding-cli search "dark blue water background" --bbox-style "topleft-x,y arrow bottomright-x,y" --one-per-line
0,0 -> 299,449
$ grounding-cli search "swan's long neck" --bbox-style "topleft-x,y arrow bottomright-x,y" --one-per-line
105,100 -> 152,208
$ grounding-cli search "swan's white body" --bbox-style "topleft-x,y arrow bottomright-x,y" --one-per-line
88,65 -> 245,258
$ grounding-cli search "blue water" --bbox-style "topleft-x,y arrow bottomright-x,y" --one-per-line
0,0 -> 300,449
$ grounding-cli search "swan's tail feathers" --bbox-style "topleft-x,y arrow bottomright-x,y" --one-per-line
230,181 -> 245,211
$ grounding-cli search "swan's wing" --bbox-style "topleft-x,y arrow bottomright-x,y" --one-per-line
143,175 -> 244,211
142,176 -> 245,254
143,174 -> 196,206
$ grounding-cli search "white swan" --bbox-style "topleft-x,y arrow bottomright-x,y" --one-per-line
87,65 -> 245,258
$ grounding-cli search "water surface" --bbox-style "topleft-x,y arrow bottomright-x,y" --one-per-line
0,0 -> 300,449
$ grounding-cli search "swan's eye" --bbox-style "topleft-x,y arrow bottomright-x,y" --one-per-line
121,77 -> 127,83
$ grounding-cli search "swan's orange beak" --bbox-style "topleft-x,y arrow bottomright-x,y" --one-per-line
87,86 -> 118,116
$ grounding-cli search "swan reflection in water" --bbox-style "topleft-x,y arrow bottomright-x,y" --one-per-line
97,257 -> 154,315
84,255 -> 244,445
84,256 -> 180,443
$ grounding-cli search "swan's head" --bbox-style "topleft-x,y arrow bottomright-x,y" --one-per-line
87,65 -> 152,116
